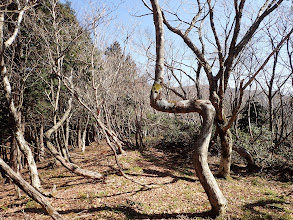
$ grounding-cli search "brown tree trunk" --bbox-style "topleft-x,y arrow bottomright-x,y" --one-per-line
233,144 -> 255,167
39,123 -> 45,161
45,141 -> 103,179
218,128 -> 232,178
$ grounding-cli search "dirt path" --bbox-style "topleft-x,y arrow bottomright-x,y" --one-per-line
1,143 -> 292,219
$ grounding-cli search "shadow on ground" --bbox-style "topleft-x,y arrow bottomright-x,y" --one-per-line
22,205 -> 216,219
242,198 -> 291,219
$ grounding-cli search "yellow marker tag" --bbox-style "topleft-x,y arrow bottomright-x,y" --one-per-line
152,82 -> 162,92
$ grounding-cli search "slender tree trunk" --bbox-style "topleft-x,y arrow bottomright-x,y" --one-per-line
2,69 -> 42,191
77,119 -> 82,149
218,128 -> 233,178
212,99 -> 233,178
96,118 -> 125,154
65,115 -> 70,152
44,97 -> 103,180
193,106 -> 227,216
39,123 -> 45,161
9,135 -> 22,198
33,125 -> 40,162
82,115 -> 89,153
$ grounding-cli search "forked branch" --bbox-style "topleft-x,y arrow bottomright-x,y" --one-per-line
149,0 -> 227,215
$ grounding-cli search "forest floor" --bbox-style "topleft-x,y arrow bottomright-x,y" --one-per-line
0,142 -> 292,220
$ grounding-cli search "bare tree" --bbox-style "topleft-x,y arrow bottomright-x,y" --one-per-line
149,0 -> 227,215
0,1 -> 62,218
147,0 -> 293,216
0,0 -> 42,191
143,0 -> 292,178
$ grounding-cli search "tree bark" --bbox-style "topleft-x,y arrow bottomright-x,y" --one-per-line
150,0 -> 227,215
82,115 -> 89,153
2,72 -> 42,191
39,123 -> 45,161
9,135 -> 22,198
0,158 -> 62,220
218,128 -> 232,178
232,144 -> 255,167
193,105 -> 227,216
64,115 -> 71,157
77,118 -> 82,149
44,97 -> 103,180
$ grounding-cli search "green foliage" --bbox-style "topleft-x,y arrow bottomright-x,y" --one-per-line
238,101 -> 266,131
105,41 -> 122,56
235,126 -> 273,166
156,115 -> 200,152
234,125 -> 293,181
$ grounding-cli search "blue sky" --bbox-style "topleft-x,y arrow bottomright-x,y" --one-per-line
60,0 -> 293,93
60,0 -> 153,34
60,0 -> 156,62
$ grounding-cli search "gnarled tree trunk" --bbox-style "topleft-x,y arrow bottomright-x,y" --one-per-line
150,0 -> 227,215
2,72 -> 42,191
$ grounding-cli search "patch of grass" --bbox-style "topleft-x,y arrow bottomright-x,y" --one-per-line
130,166 -> 143,173
78,192 -> 88,200
202,201 -> 211,210
78,192 -> 98,203
188,207 -> 197,213
251,177 -> 264,186
243,197 -> 291,220
52,173 -> 66,179
120,156 -> 140,163
243,210 -> 273,220
1,205 -> 8,211
263,189 -> 277,196
96,190 -> 109,198
25,199 -> 38,208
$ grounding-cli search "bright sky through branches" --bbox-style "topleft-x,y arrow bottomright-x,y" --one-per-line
61,0 -> 293,94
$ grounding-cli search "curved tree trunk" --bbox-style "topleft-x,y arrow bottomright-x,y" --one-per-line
2,68 -> 42,191
233,144 -> 255,167
44,97 -> 103,180
150,0 -> 227,215
45,141 -> 103,179
0,158 -> 62,220
193,106 -> 227,215
1,8 -> 42,191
